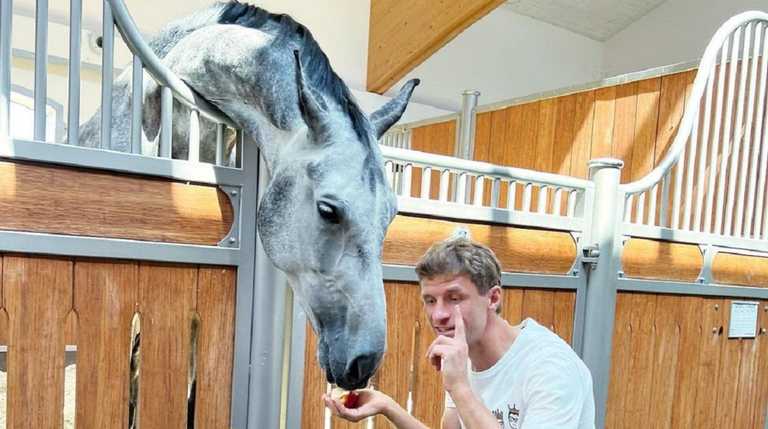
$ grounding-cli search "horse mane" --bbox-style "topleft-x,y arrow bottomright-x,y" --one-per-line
148,1 -> 374,145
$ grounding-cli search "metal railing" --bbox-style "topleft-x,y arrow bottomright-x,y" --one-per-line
621,11 -> 768,246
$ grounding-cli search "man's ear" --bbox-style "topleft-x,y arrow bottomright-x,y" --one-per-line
488,285 -> 503,313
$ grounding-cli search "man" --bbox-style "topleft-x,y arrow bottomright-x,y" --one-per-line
324,238 -> 595,428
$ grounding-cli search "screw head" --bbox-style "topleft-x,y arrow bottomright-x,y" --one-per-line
228,237 -> 237,243
715,304 -> 720,310
230,190 -> 239,197
712,327 -> 718,334
762,328 -> 767,335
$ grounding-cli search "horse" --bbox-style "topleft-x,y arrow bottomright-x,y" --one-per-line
78,1 -> 419,390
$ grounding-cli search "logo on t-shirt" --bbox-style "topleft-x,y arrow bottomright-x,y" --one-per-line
508,404 -> 520,429
492,408 -> 504,427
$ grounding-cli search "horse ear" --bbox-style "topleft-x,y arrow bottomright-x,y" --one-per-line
369,79 -> 420,139
293,50 -> 326,136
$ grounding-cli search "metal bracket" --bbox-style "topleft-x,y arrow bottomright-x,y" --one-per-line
568,231 -> 583,276
218,185 -> 241,248
581,243 -> 600,269
697,243 -> 715,285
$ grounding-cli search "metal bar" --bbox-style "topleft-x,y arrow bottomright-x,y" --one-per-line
537,185 -> 547,214
636,192 -> 646,224
522,183 -> 532,212
617,278 -> 768,299
420,166 -> 431,199
682,114 -> 697,231
624,193 -> 634,222
100,2 -> 114,149
473,176 -> 484,206
672,156 -> 685,229
567,189 -> 577,218
734,24 -> 762,236
2,138 -> 246,186
694,66 -> 715,232
395,197 -> 584,232
159,86 -> 172,158
716,27 -> 742,236
726,23 -> 751,236
188,110 -> 200,162
660,171 -> 671,227
571,269 -> 589,357
648,183 -> 659,226
130,55 -> 143,154
508,181 -> 517,211
756,29 -> 768,238
0,0 -> 12,141
438,170 -> 450,202
456,172 -> 468,203
490,177 -> 500,208
215,124 -> 225,166
581,158 -> 624,429
622,222 -> 768,253
0,230 -> 241,265
384,161 -> 394,187
34,0 -> 49,141
285,295 -> 308,429
381,264 -> 580,290
402,163 -> 413,198
67,0 -> 82,146
455,90 -> 479,160
706,41 -> 730,234
553,188 -> 563,216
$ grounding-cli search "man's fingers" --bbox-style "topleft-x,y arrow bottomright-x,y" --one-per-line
425,335 -> 453,359
453,305 -> 467,342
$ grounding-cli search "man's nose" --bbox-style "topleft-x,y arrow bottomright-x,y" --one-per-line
432,301 -> 451,323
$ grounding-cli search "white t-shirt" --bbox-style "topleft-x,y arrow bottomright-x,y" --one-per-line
445,318 -> 595,429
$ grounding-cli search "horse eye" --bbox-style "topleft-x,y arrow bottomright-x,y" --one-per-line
317,201 -> 341,224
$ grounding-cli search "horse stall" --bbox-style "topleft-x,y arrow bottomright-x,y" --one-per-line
293,11 -> 768,429
4,1 -> 768,429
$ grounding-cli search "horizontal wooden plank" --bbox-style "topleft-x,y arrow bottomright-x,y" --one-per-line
712,253 -> 768,288
622,239 -> 702,282
383,215 -> 576,274
0,160 -> 233,245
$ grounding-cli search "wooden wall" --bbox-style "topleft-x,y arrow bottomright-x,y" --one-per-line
300,282 -> 577,429
0,254 -> 236,428
607,292 -> 768,429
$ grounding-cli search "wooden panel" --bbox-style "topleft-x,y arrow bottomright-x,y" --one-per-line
374,282 -> 421,428
621,239 -> 702,282
301,323 -> 327,429
621,293 -> 657,425
4,256 -> 72,428
630,78 -> 661,182
73,260 -> 138,429
712,252 -> 768,287
410,120 -> 456,200
648,295 -> 682,427
612,83 -> 638,184
501,288 -> 524,325
570,91 -> 595,179
654,72 -> 692,165
195,267 -> 236,429
410,309 -> 443,429
669,296 -> 702,428
691,298 -> 727,428
0,256 -> 5,346
753,301 -> 768,428
367,0 -> 505,93
522,289 -> 554,331
0,160 -> 233,245
383,215 -> 576,274
591,87 -> 616,159
605,293 -> 633,429
715,302 -> 742,428
137,263 -> 197,428
552,290 -> 576,344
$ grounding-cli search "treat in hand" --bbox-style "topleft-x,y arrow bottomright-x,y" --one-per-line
330,386 -> 361,409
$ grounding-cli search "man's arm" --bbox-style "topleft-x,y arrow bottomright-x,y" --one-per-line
324,390 -> 429,429
447,384 -> 502,429
441,407 -> 461,429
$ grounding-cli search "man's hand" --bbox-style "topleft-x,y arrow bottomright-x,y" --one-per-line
323,389 -> 393,423
425,305 -> 469,392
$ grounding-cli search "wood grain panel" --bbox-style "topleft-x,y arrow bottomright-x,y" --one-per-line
137,263 -> 197,428
534,99 -> 557,211
383,215 -> 576,274
73,260 -> 138,429
0,160 -> 233,245
501,288 -> 524,325
522,289 -> 554,331
715,302 -> 742,428
621,293 -> 657,425
630,78 -> 662,182
606,293 -> 633,429
612,83 -> 638,184
570,91 -> 595,179
301,323 -> 326,429
753,301 -> 768,428
195,267 -> 236,429
0,256 -> 5,346
410,120 -> 456,200
489,109 -> 510,208
410,313 -> 443,429
669,297 -> 702,428
712,252 -> 768,287
367,0 -> 505,93
552,290 -> 576,344
591,87 -> 616,159
648,295 -> 682,427
4,256 -> 72,428
621,239 -> 702,282
691,298 -> 727,428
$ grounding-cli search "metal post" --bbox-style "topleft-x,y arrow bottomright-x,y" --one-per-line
454,90 -> 479,204
581,158 -> 623,429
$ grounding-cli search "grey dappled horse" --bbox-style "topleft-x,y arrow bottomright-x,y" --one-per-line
79,1 -> 419,390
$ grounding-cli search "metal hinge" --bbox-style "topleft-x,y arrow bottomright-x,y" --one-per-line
581,244 -> 600,268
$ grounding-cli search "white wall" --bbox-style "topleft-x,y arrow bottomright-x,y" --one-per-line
388,6 -> 605,111
604,0 -> 768,77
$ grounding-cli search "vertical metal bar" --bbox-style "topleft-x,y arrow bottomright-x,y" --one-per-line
188,110 -> 200,162
130,55 -> 143,154
34,0 -> 49,141
567,189 -> 577,218
648,183 -> 659,226
384,161 -> 394,187
100,1 -> 115,149
536,185 -> 547,214
727,23 -> 752,236
582,158 -> 624,429
754,29 -> 768,238
420,167 -> 431,199
455,90 -> 480,160
490,178 -> 500,208
507,181 -> 517,211
716,27 -> 742,235
694,66 -> 715,232
215,124 -> 225,165
473,176 -> 485,206
401,163 -> 412,198
636,192 -> 646,224
438,170 -> 450,202
660,172 -> 671,228
624,193 -> 634,222
522,183 -> 532,212
456,172 -> 468,203
706,41 -> 730,234
159,86 -> 172,158
553,188 -> 563,216
672,156 -> 685,229
67,0 -> 82,145
0,0 -> 12,141
683,112 -> 699,230
740,22 -> 763,237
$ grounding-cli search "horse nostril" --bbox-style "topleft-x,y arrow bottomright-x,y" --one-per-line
348,353 -> 378,385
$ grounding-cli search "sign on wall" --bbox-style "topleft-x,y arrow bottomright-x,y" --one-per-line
728,301 -> 759,339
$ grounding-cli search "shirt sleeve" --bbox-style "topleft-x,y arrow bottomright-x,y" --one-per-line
520,355 -> 591,429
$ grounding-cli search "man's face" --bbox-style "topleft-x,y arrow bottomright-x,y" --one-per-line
420,273 -> 496,345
